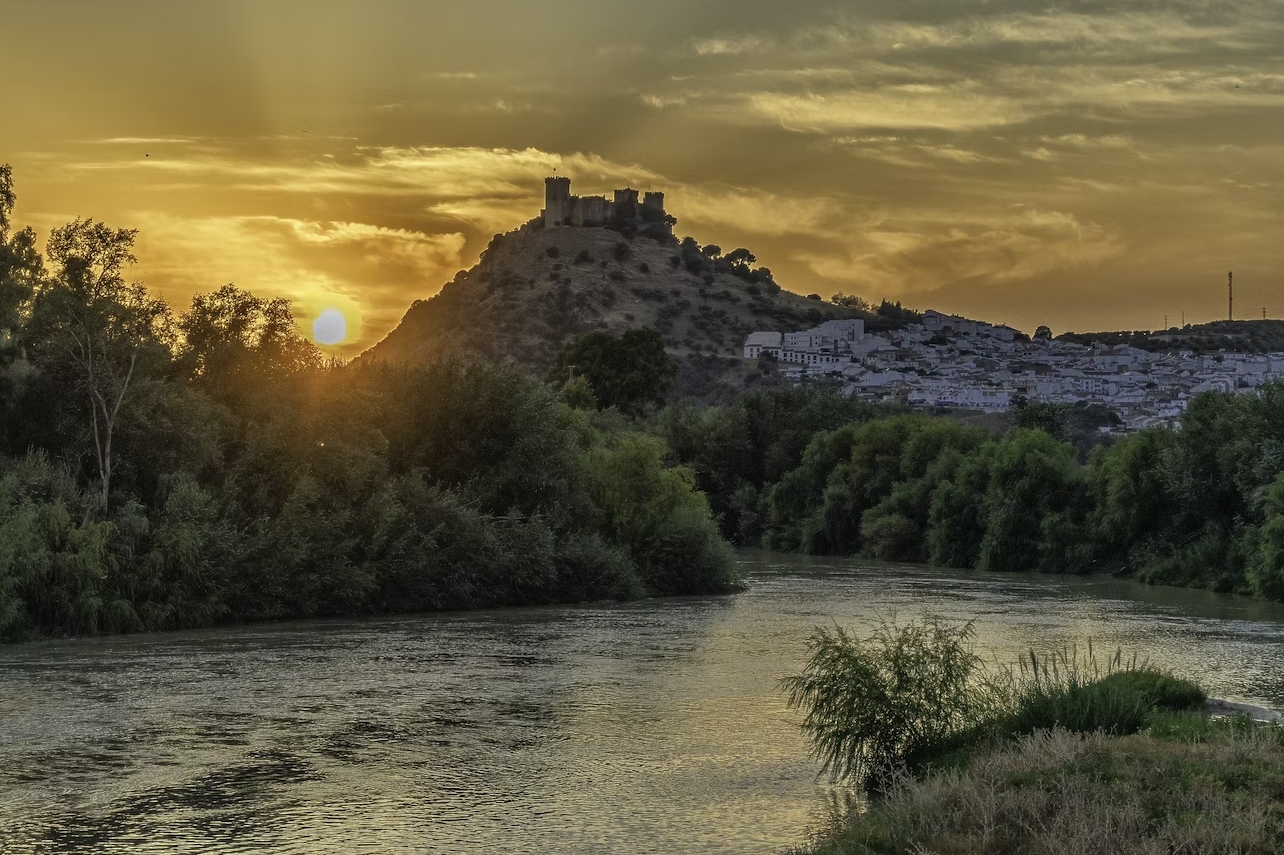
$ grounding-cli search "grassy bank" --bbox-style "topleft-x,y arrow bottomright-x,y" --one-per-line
786,617 -> 1284,854
796,716 -> 1284,855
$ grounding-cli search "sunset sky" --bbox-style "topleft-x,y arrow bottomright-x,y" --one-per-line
4,0 -> 1284,355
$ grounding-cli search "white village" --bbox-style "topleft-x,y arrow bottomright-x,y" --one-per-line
743,311 -> 1284,431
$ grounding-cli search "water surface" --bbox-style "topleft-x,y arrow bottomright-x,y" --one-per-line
5,552 -> 1284,854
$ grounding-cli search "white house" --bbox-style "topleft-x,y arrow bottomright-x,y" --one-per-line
743,331 -> 782,359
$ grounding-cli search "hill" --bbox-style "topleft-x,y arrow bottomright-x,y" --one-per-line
359,219 -> 872,402
1058,319 -> 1284,353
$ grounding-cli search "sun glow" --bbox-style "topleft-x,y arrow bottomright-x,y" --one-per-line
312,308 -> 347,345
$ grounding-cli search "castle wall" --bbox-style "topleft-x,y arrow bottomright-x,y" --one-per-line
580,195 -> 610,225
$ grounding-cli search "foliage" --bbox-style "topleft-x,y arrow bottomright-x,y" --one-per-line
0,168 -> 741,642
1003,647 -> 1204,737
584,433 -> 740,595
667,381 -> 1284,600
784,616 -> 1212,802
551,327 -> 678,416
830,292 -> 873,312
783,616 -> 1000,788
653,386 -> 883,545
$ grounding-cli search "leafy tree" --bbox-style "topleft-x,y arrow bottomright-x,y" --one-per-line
552,328 -> 677,416
1034,324 -> 1053,340
1249,473 -> 1284,599
0,165 -> 43,350
176,284 -> 320,418
831,292 -> 873,312
25,220 -> 172,509
585,433 -> 737,595
1014,400 -> 1070,440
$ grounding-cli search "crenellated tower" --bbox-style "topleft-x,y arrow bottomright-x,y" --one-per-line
543,176 -> 572,228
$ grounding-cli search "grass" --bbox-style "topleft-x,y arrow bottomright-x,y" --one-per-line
1002,646 -> 1206,738
793,720 -> 1284,855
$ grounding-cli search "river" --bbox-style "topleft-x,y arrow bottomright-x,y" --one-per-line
4,552 -> 1284,854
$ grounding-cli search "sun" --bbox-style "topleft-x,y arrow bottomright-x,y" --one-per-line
312,308 -> 347,345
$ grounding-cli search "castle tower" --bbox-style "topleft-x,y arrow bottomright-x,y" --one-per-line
543,176 -> 572,228
642,191 -> 665,217
613,187 -> 640,219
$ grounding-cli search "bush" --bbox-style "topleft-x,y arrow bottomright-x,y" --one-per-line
545,246 -> 560,258
783,616 -> 1001,787
1095,669 -> 1206,711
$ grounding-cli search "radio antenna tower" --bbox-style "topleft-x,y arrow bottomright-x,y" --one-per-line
1228,271 -> 1233,321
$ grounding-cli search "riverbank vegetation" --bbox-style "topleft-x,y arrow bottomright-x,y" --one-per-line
656,382 -> 1284,601
787,617 -> 1284,854
0,167 -> 737,642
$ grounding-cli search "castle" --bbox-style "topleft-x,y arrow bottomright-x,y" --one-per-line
541,176 -> 671,233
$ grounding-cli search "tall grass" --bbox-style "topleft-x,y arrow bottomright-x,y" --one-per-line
1003,643 -> 1206,736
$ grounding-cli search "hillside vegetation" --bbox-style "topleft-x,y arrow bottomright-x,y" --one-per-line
1059,319 -> 1284,353
360,221 -> 870,401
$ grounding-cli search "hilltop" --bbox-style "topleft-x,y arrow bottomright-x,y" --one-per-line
360,217 -> 873,400
1058,319 -> 1284,353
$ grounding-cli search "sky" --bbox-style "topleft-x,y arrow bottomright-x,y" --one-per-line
3,0 -> 1284,355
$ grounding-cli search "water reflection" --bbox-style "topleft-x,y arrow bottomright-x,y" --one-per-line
4,553 -> 1284,854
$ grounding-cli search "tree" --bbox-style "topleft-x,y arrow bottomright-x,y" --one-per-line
0,165 -> 43,351
700,244 -> 722,259
1034,324 -> 1052,340
1014,400 -> 1070,440
831,292 -> 873,312
176,284 -> 321,416
26,219 -> 172,509
551,328 -> 678,417
724,247 -> 756,267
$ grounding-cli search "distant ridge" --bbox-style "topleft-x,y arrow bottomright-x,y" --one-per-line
1058,319 -> 1284,353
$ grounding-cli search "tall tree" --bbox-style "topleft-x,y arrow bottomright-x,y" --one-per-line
0,165 -> 43,353
26,219 -> 172,509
